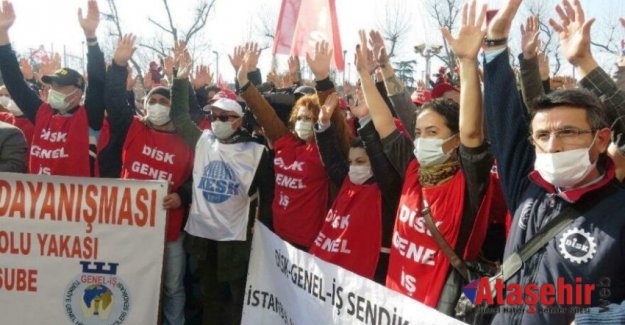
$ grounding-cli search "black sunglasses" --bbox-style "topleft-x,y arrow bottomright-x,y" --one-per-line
208,113 -> 239,122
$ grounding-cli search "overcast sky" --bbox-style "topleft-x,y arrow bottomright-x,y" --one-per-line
6,0 -> 625,82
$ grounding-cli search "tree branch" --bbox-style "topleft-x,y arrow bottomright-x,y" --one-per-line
161,0 -> 178,41
591,41 -> 618,55
138,43 -> 167,57
184,0 -> 216,43
148,17 -> 174,34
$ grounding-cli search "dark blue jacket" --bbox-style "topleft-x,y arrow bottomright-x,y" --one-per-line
485,50 -> 625,325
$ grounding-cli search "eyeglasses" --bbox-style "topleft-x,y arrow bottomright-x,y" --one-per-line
296,115 -> 313,122
208,113 -> 239,122
529,127 -> 594,146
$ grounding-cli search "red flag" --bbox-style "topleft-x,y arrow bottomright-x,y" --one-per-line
272,0 -> 344,71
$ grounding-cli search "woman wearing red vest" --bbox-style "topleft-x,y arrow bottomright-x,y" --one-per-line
309,92 -> 402,283
237,41 -> 352,250
102,35 -> 194,325
354,4 -> 496,316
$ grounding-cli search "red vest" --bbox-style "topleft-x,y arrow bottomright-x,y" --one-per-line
309,179 -> 382,278
121,118 -> 194,241
386,159 -> 493,307
272,134 -> 329,248
29,104 -> 90,176
0,113 -> 34,146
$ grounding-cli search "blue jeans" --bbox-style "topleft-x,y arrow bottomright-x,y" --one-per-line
163,234 -> 186,325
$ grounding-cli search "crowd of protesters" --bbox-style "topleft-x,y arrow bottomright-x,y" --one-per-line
1,0 -> 625,324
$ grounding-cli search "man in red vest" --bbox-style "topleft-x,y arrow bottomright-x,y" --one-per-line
0,0 -> 105,176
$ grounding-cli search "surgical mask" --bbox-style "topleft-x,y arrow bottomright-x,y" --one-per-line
0,96 -> 10,108
534,147 -> 596,188
413,136 -> 453,167
5,99 -> 23,116
294,120 -> 313,140
146,103 -> 171,126
348,165 -> 373,185
212,120 -> 237,139
47,89 -> 77,113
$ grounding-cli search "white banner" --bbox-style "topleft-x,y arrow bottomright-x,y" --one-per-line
242,221 -> 465,325
0,172 -> 169,324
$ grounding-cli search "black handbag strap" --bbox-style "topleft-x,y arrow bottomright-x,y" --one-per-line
422,199 -> 470,281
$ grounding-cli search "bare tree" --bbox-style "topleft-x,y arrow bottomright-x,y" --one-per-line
102,0 -> 217,86
377,0 -> 411,58
427,0 -> 461,73
253,1 -> 278,51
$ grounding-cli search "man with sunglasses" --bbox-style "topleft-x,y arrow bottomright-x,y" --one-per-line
484,1 -> 625,324
169,44 -> 274,324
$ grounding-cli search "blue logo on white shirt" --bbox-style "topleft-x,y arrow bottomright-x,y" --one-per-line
197,161 -> 240,203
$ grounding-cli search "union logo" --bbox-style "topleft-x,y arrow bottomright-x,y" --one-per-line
198,161 -> 240,203
64,261 -> 131,324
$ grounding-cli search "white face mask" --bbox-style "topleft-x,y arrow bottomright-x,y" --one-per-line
146,103 -> 171,126
348,165 -> 373,185
48,89 -> 77,113
534,147 -> 596,188
212,120 -> 237,139
413,136 -> 453,167
294,120 -> 313,140
5,99 -> 23,116
0,96 -> 10,108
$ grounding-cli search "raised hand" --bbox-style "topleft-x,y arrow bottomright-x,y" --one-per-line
318,92 -> 339,125
441,0 -> 487,62
191,65 -> 213,90
283,72 -> 293,88
0,1 -> 15,34
288,56 -> 300,83
266,70 -> 279,86
244,42 -> 261,71
368,30 -> 389,68
228,45 -> 245,72
78,0 -> 100,38
19,58 -> 34,80
343,81 -> 353,95
548,0 -> 595,66
163,55 -> 175,79
305,40 -> 333,80
487,0 -> 522,41
349,89 -> 369,119
620,17 -> 625,29
113,34 -> 136,66
39,56 -> 59,78
355,30 -> 370,75
173,40 -> 192,80
236,52 -> 251,86
521,16 -> 540,59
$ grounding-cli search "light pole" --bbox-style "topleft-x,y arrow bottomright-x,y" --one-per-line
342,50 -> 347,84
414,44 -> 443,89
212,50 -> 219,82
